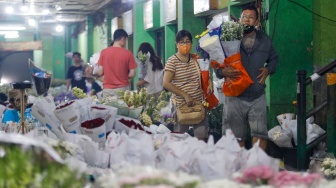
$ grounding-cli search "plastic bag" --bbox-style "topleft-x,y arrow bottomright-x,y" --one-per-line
28,59 -> 51,96
211,53 -> 253,97
268,126 -> 293,148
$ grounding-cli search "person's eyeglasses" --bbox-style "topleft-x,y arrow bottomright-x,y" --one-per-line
178,41 -> 191,45
241,15 -> 256,20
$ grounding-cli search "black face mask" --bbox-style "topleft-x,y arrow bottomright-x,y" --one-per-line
244,25 -> 255,34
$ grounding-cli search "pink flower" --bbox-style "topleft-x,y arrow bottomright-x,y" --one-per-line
235,165 -> 275,185
269,171 -> 321,188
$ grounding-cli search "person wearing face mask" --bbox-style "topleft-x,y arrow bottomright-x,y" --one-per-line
2,89 -> 32,125
163,29 -> 213,141
214,5 -> 278,150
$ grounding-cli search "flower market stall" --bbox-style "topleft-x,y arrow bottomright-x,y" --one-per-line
0,22 -> 331,188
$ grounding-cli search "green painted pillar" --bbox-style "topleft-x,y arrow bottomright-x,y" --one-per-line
164,25 -> 176,63
34,18 -> 40,41
313,0 -> 336,66
65,25 -> 72,72
105,8 -> 113,46
260,0 -> 313,128
133,0 -> 156,88
70,24 -> 78,52
87,15 -> 94,61
177,0 -> 205,52
52,36 -> 66,79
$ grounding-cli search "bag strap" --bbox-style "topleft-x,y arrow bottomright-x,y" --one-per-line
193,58 -> 204,100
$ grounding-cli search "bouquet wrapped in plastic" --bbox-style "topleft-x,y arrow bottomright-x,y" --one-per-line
198,19 -> 253,97
28,59 -> 51,96
136,51 -> 150,80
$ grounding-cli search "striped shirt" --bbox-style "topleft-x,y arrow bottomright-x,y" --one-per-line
165,54 -> 203,105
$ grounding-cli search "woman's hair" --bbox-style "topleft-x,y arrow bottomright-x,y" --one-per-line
137,42 -> 164,71
175,30 -> 192,43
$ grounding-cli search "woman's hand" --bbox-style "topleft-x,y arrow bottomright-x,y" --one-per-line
183,94 -> 194,106
207,80 -> 214,95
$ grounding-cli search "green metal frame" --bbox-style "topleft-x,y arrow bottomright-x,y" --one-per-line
296,61 -> 336,170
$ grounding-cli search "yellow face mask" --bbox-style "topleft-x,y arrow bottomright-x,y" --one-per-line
177,43 -> 192,55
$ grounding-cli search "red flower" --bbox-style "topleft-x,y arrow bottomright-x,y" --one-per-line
56,101 -> 75,110
81,118 -> 105,129
91,106 -> 106,110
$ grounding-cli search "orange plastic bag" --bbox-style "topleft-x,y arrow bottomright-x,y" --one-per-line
201,70 -> 219,110
211,52 -> 253,97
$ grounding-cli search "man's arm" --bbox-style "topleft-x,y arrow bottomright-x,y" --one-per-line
265,42 -> 278,75
94,65 -> 104,77
128,69 -> 136,79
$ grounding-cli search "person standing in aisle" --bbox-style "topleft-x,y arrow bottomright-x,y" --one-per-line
163,29 -> 213,141
66,52 -> 87,93
215,5 -> 278,150
135,42 -> 164,98
86,29 -> 137,97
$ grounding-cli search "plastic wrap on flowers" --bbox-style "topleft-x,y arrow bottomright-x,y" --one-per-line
54,100 -> 81,134
80,118 -> 106,148
200,35 -> 225,64
28,59 -> 51,96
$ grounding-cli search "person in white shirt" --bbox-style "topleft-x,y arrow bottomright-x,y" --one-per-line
136,42 -> 164,98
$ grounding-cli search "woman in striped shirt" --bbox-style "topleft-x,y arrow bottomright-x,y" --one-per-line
162,29 -> 213,141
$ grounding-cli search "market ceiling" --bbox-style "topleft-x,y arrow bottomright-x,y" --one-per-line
0,0 -> 132,37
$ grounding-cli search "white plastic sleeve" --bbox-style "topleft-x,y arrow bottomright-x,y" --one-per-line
310,73 -> 321,82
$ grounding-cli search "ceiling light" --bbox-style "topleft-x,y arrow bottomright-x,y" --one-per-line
42,9 -> 50,15
28,19 -> 36,27
5,6 -> 14,14
4,33 -> 19,38
20,5 -> 28,12
55,5 -> 62,11
0,31 -> 19,35
0,26 -> 26,30
55,25 -> 64,32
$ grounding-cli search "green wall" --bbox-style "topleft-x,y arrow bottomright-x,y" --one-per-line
313,0 -> 336,66
78,31 -> 88,62
177,0 -> 206,53
133,0 -> 156,87
93,24 -> 108,54
264,0 -> 313,127
52,36 -> 66,79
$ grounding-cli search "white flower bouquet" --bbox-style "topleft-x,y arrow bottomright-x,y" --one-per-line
197,18 -> 253,97
321,157 -> 336,180
136,51 -> 150,80
215,20 -> 253,97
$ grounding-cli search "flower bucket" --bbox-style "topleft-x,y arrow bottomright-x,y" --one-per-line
128,106 -> 143,120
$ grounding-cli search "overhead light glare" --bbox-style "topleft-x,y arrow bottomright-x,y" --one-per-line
0,26 -> 26,30
4,33 -> 19,38
0,31 -> 19,35
42,9 -> 50,15
20,5 -> 28,12
55,25 -> 64,32
28,19 -> 36,27
5,6 -> 14,14
55,5 -> 62,11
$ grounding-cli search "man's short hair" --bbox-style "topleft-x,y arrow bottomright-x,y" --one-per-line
113,29 -> 128,41
73,52 -> 81,57
242,5 -> 259,20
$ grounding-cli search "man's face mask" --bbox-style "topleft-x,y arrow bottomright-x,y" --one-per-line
243,25 -> 255,34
